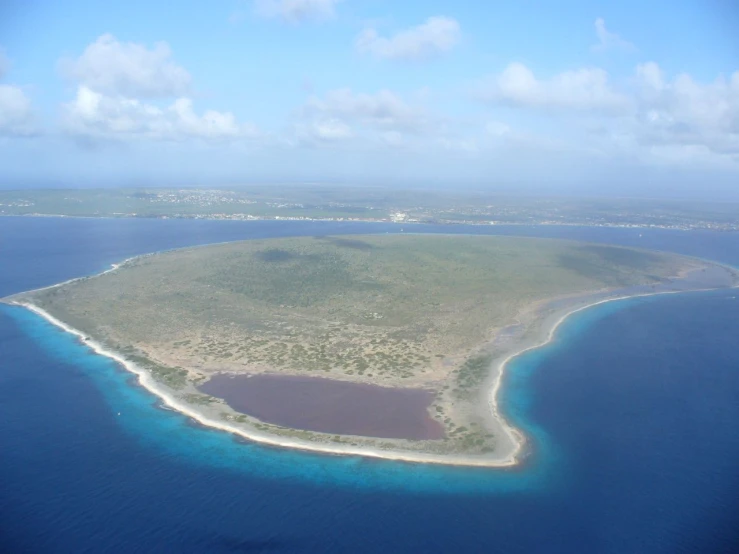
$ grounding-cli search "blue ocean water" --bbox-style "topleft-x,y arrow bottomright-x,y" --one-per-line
2,217 -> 739,552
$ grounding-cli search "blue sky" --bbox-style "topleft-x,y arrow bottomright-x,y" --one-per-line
1,0 -> 738,197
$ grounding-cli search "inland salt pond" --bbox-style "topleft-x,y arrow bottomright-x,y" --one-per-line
198,373 -> 445,440
5,218 -> 739,552
8,233 -> 738,464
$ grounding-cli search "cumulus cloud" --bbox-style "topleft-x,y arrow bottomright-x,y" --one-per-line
59,36 -> 259,143
635,61 -> 665,92
293,118 -> 354,144
290,88 -> 433,148
592,18 -> 635,53
254,0 -> 340,23
61,86 -> 258,142
479,60 -> 738,157
302,88 -> 427,132
356,17 -> 460,61
0,48 -> 37,137
474,60 -> 739,166
59,34 -> 191,98
479,62 -> 629,112
0,84 -> 36,136
633,62 -> 739,154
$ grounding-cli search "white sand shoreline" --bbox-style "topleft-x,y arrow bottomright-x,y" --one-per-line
9,274 -> 735,468
482,285 -> 731,463
12,301 -> 519,466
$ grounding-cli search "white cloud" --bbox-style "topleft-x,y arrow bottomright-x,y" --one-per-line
635,61 -> 664,92
479,61 -> 738,158
0,47 -> 37,136
474,61 -> 738,167
59,34 -> 191,98
290,88 -> 436,149
62,86 -> 259,142
483,121 -> 575,154
293,118 -> 353,144
633,62 -> 739,154
59,37 -> 259,144
592,18 -> 635,53
310,118 -> 353,140
302,88 -> 427,132
356,17 -> 460,61
0,84 -> 36,136
254,0 -> 340,23
480,62 -> 629,112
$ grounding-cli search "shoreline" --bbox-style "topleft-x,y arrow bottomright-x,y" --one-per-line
1,212 -> 736,233
482,287 -> 695,463
9,275 -> 736,468
12,301 -> 520,467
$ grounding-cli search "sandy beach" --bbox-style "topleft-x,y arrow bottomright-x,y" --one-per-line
7,258 -> 737,468
5,250 -> 737,468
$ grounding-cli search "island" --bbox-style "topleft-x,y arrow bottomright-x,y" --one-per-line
2,187 -> 739,231
5,235 -> 738,466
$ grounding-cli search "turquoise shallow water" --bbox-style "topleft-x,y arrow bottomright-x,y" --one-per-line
2,217 -> 739,552
3,303 -> 560,495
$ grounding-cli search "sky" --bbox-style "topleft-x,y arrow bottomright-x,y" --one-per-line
1,0 -> 738,198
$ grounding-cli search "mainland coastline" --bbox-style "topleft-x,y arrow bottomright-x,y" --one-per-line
6,249 -> 737,468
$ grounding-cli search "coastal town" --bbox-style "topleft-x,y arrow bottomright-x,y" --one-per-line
1,187 -> 738,231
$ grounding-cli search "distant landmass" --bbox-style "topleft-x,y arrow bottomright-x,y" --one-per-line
1,187 -> 738,230
5,235 -> 738,465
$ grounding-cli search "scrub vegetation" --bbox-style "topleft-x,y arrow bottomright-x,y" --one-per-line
14,235 -> 697,452
22,235 -> 687,383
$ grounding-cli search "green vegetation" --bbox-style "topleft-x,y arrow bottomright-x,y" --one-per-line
181,393 -> 220,405
10,234 -> 705,453
19,235 -> 691,388
125,353 -> 189,389
453,354 -> 495,399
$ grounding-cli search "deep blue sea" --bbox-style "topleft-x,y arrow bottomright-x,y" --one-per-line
2,217 -> 739,553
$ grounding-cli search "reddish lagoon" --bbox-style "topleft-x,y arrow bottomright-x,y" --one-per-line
198,373 -> 446,440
